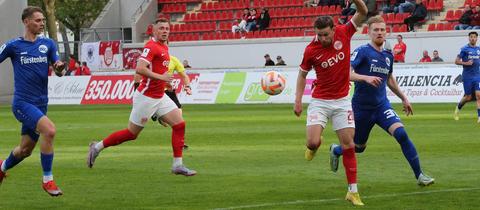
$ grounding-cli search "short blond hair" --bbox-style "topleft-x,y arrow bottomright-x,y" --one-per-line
367,16 -> 385,28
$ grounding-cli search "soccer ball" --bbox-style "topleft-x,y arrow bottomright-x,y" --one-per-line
261,71 -> 286,95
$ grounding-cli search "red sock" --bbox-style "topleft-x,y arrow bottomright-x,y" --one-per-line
342,147 -> 357,184
102,128 -> 137,148
172,122 -> 185,158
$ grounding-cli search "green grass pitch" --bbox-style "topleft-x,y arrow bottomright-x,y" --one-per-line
0,103 -> 479,209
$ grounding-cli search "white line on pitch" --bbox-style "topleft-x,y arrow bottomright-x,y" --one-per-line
213,187 -> 480,210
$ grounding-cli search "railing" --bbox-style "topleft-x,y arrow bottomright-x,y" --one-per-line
80,27 -> 132,43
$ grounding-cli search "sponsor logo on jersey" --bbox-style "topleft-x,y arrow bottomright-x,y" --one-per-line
320,52 -> 345,68
38,45 -> 48,53
20,56 -> 48,65
370,64 -> 389,74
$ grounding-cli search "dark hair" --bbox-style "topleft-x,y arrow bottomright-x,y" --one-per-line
155,17 -> 170,24
22,6 -> 44,21
314,16 -> 334,29
82,61 -> 87,66
469,31 -> 478,37
397,34 -> 403,39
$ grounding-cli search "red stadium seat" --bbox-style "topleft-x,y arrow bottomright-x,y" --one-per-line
427,24 -> 436,31
443,10 -> 454,21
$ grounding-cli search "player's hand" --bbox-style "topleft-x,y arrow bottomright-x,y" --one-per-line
53,61 -> 65,77
294,101 -> 302,117
184,85 -> 192,95
464,60 -> 474,66
364,76 -> 382,87
158,73 -> 173,82
402,100 -> 413,116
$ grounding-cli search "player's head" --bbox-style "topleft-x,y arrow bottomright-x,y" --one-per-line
367,16 -> 386,47
153,18 -> 170,43
468,31 -> 478,45
22,6 -> 45,35
313,16 -> 335,47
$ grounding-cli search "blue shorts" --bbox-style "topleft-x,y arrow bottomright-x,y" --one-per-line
12,101 -> 47,141
353,102 -> 402,146
462,77 -> 480,96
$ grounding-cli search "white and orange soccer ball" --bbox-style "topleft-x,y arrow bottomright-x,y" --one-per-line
261,71 -> 286,96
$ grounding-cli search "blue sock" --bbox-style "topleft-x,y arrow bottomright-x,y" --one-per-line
333,145 -> 343,156
458,103 -> 464,110
477,109 -> 480,117
2,152 -> 24,172
40,153 -> 54,176
393,127 -> 422,179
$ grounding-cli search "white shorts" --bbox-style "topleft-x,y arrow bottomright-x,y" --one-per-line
306,96 -> 355,131
129,91 -> 178,127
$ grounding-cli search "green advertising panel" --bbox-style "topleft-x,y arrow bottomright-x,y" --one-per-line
215,72 -> 246,103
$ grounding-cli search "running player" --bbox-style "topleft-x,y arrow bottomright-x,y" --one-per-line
0,6 -> 65,196
329,16 -> 434,187
87,18 -> 196,176
294,0 -> 368,205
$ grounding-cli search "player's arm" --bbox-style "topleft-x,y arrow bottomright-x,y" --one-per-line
178,71 -> 192,95
136,59 -> 172,82
455,56 -> 473,66
0,43 -> 12,63
387,73 -> 413,116
350,67 -> 382,87
133,73 -> 142,89
350,0 -> 368,27
294,70 -> 308,117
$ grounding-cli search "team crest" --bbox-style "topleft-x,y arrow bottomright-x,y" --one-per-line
321,62 -> 329,68
334,41 -> 343,50
385,57 -> 391,67
38,45 -> 48,53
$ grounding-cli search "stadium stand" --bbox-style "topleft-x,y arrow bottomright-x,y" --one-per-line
152,0 -> 477,42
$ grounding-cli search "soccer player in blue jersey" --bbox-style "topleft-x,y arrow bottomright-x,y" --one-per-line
0,6 -> 65,196
454,32 -> 480,123
329,16 -> 434,186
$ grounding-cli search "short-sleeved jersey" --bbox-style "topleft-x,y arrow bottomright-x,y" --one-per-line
0,36 -> 59,105
300,21 -> 357,100
168,55 -> 185,74
458,44 -> 480,79
393,42 -> 406,62
137,38 -> 170,99
351,44 -> 394,109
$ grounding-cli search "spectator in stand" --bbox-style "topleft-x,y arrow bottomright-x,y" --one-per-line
183,60 -> 192,68
403,0 -> 427,32
393,35 -> 407,63
365,0 -> 377,17
145,24 -> 153,37
67,54 -> 76,73
264,54 -> 275,66
419,50 -> 432,62
467,5 -> 480,30
256,8 -> 270,31
304,0 -> 321,7
75,62 -> 91,76
383,0 -> 405,14
276,56 -> 286,66
340,0 -> 357,24
454,5 -> 472,30
245,8 -> 258,32
398,0 -> 415,13
232,8 -> 249,33
431,50 -> 444,62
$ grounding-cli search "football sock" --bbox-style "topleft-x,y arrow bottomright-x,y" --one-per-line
348,183 -> 358,193
457,102 -> 464,110
393,127 -> 422,179
477,109 -> 480,117
173,158 -> 183,167
102,128 -> 137,148
333,145 -> 343,156
41,153 -> 54,183
2,151 -> 24,172
95,141 -> 105,152
172,122 -> 186,158
342,148 -> 357,185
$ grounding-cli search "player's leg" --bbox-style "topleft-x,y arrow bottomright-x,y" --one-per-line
330,108 -> 375,172
331,99 -> 363,206
455,79 -> 474,120
156,96 -> 196,176
0,134 -> 37,185
474,80 -> 480,123
378,105 -> 434,186
152,89 -> 181,127
304,99 -> 329,161
87,92 -> 154,168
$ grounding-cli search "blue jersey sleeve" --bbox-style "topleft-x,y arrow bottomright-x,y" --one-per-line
0,42 -> 13,63
48,39 -> 59,64
350,47 -> 364,70
458,47 -> 467,61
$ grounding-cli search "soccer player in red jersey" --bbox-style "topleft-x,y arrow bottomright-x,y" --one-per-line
294,0 -> 368,206
87,18 -> 196,176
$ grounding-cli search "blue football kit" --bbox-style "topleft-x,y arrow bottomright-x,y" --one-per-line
458,44 -> 480,95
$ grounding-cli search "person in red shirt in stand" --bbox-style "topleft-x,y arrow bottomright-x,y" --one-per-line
67,54 -> 76,73
86,18 -> 197,176
393,34 -> 407,63
419,50 -> 432,62
294,0 -> 368,206
74,62 -> 91,76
